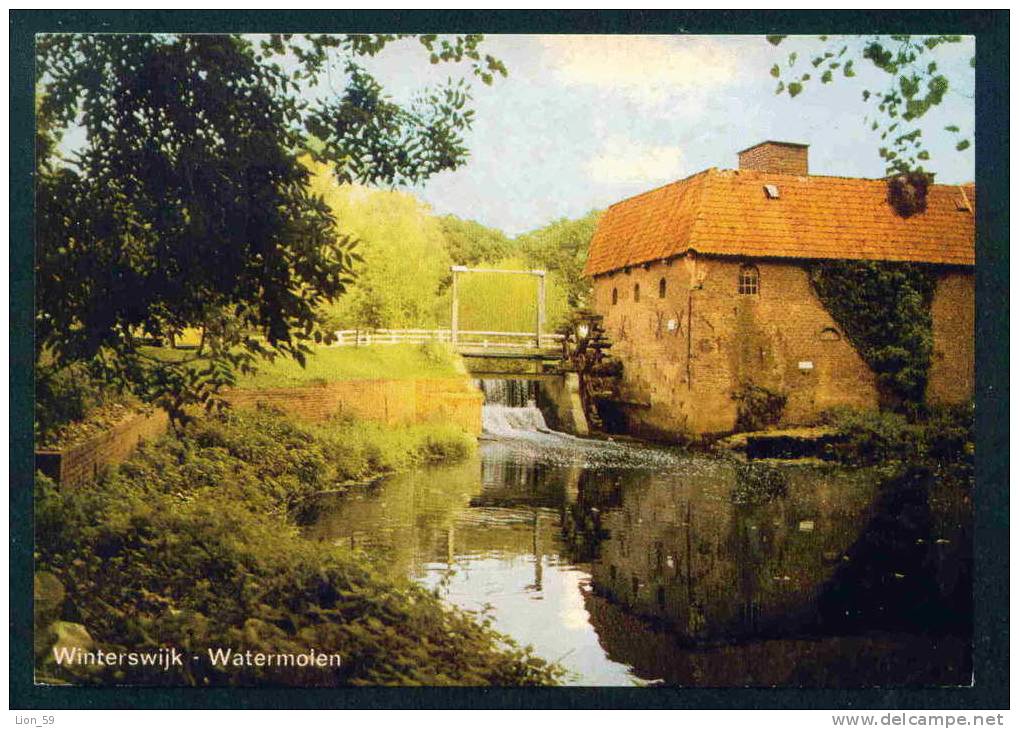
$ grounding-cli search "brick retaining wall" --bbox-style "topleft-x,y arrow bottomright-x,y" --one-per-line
35,377 -> 482,488
221,377 -> 483,435
35,409 -> 170,488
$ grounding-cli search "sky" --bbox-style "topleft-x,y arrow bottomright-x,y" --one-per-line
51,33 -> 976,238
355,34 -> 975,235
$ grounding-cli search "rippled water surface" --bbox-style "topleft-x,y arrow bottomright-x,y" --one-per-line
307,422 -> 971,686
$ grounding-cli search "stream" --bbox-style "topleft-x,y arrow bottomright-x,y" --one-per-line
306,379 -> 972,687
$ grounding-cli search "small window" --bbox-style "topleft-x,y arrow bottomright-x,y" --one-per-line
738,264 -> 759,296
611,287 -> 618,305
764,184 -> 780,199
658,277 -> 667,298
633,283 -> 640,303
819,327 -> 841,341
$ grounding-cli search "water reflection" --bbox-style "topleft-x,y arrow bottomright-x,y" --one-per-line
581,464 -> 877,642
306,439 -> 970,686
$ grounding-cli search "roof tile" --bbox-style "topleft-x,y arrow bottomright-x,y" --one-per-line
584,169 -> 975,276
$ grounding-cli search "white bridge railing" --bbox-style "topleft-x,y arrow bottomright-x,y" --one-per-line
333,328 -> 564,350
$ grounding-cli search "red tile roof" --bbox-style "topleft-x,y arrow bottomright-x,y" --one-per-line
584,168 -> 975,276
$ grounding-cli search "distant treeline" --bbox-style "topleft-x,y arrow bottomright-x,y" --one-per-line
306,160 -> 599,335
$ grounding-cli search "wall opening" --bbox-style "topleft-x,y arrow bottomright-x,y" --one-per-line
738,264 -> 760,296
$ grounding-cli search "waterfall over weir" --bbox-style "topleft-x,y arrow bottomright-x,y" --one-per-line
476,379 -> 554,438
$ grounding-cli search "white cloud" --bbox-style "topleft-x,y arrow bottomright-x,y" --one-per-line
586,137 -> 686,185
540,35 -> 738,105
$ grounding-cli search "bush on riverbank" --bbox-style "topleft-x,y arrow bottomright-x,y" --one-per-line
314,417 -> 475,484
35,360 -> 138,445
819,403 -> 974,473
34,408 -> 560,686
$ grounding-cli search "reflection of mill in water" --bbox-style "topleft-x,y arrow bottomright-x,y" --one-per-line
583,466 -> 865,642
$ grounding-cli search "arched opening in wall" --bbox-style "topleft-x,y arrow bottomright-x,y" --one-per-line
738,264 -> 760,296
659,277 -> 667,298
612,287 -> 618,305
819,327 -> 841,341
634,283 -> 641,303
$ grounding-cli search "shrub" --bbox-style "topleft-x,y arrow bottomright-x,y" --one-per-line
819,404 -> 973,469
732,383 -> 787,432
730,461 -> 788,505
312,417 -> 476,483
35,362 -> 125,443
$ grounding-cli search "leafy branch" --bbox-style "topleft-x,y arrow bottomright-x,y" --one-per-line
768,35 -> 972,175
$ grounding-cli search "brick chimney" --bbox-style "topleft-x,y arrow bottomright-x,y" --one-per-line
737,141 -> 809,176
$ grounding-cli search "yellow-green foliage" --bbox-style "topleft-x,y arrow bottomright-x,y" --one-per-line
306,160 -> 451,330
516,211 -> 601,310
312,417 -> 476,483
302,160 -> 593,335
437,256 -> 572,333
34,408 -> 559,686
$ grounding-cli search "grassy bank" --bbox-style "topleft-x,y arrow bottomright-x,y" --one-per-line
144,342 -> 463,389
34,407 -> 561,686
235,343 -> 462,389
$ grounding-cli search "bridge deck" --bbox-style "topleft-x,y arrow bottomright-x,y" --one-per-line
456,347 -> 562,360
333,329 -> 564,362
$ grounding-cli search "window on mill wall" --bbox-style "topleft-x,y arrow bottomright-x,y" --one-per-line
738,264 -> 759,296
612,287 -> 618,305
634,283 -> 640,302
659,278 -> 667,298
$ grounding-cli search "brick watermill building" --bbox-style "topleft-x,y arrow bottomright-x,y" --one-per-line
584,141 -> 975,438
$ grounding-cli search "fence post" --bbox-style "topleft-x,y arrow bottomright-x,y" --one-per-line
536,271 -> 546,349
450,268 -> 460,347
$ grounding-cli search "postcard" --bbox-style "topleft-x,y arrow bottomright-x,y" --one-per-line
12,12 -> 1008,712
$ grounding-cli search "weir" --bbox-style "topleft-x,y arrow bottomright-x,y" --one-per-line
475,375 -> 589,437
475,379 -> 554,437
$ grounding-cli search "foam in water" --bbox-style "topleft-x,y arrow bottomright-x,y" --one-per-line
482,402 -> 550,437
477,378 -> 556,438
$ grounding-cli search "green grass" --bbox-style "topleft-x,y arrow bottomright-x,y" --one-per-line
143,342 -> 462,389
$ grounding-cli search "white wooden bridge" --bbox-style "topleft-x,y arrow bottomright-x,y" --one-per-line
333,266 -> 564,361
332,328 -> 564,360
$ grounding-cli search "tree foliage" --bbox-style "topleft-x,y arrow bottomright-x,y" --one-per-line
438,215 -> 515,268
305,160 -> 451,331
449,257 -> 571,334
35,33 -> 505,424
515,211 -> 601,310
768,35 -> 971,175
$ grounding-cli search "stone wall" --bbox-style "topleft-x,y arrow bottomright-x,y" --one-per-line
35,409 -> 170,488
221,377 -> 483,435
592,254 -> 973,437
537,373 -> 590,436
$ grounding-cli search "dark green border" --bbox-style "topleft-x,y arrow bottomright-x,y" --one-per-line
10,10 -> 1009,710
